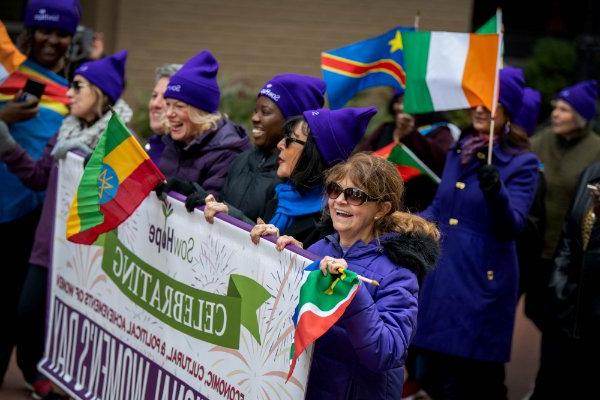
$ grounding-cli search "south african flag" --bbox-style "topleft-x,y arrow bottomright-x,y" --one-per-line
66,113 -> 165,244
287,261 -> 361,380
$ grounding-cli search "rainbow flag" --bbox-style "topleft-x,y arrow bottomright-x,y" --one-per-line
402,31 -> 501,114
0,21 -> 25,83
321,26 -> 413,109
67,113 -> 165,244
287,261 -> 361,380
374,142 -> 441,184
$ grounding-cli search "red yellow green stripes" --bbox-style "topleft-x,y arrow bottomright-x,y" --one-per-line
67,113 -> 165,244
321,53 -> 406,86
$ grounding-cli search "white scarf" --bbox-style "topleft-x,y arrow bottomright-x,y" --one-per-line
53,99 -> 133,158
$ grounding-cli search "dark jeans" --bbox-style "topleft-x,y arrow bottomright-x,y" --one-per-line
414,348 -> 507,400
0,208 -> 40,385
531,329 -> 600,399
16,263 -> 48,384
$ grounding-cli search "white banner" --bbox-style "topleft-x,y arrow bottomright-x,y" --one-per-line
39,152 -> 314,400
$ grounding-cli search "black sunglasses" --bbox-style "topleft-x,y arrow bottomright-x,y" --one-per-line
69,80 -> 88,93
283,132 -> 306,148
326,182 -> 378,206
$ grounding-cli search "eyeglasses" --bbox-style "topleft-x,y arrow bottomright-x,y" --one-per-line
283,133 -> 306,148
69,80 -> 88,93
326,182 -> 378,206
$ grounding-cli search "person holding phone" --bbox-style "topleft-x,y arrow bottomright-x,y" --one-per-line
0,0 -> 80,392
0,50 -> 130,399
530,162 -> 600,398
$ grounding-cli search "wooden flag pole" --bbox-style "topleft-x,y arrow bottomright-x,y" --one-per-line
487,30 -> 503,165
414,10 -> 420,31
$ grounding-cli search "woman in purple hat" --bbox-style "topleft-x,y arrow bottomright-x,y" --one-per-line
180,73 -> 327,224
0,0 -> 80,390
530,80 -> 600,311
300,152 -> 439,400
248,107 -> 377,248
0,50 -> 131,398
156,50 -> 250,195
411,67 -> 540,399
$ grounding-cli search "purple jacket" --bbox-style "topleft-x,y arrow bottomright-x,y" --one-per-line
305,232 -> 438,400
158,118 -> 249,195
1,135 -> 57,268
414,136 -> 539,362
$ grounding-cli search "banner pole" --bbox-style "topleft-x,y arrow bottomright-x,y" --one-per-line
487,31 -> 503,165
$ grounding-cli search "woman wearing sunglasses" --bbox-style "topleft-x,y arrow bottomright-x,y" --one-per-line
0,50 -> 130,398
249,107 -> 376,248
281,152 -> 439,399
189,73 -> 326,223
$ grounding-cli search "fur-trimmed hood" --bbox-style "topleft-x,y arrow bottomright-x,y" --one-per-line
380,232 -> 439,284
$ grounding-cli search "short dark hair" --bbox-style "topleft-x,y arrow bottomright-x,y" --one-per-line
283,116 -> 327,193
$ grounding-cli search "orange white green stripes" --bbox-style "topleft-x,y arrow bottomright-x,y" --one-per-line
402,32 -> 500,114
67,113 -> 165,244
0,21 -> 25,82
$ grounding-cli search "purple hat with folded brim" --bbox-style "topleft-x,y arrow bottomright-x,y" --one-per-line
164,50 -> 220,113
74,50 -> 127,104
499,67 -> 525,119
258,73 -> 326,119
556,80 -> 598,122
303,107 -> 377,166
24,0 -> 81,35
514,87 -> 541,136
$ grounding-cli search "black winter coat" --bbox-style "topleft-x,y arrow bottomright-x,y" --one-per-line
544,162 -> 600,338
220,147 -> 280,222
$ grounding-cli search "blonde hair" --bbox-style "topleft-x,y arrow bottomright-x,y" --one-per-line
163,103 -> 225,138
325,152 -> 440,242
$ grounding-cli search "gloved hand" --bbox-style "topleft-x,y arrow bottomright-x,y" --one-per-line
50,136 -> 93,159
477,164 -> 501,195
184,183 -> 209,212
154,177 -> 196,200
0,120 -> 17,156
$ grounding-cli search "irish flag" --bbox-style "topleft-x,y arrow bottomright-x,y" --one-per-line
67,113 -> 165,244
287,261 -> 361,380
402,31 -> 501,114
0,21 -> 25,83
374,142 -> 441,184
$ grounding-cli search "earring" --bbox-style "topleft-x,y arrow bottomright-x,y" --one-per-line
374,216 -> 379,220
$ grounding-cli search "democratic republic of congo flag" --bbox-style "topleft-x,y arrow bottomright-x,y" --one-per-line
374,142 -> 441,184
287,261 -> 361,380
321,26 -> 413,109
67,113 -> 165,244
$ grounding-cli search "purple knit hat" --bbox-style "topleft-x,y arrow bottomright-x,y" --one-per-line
164,51 -> 220,113
556,80 -> 598,122
514,87 -> 541,136
74,50 -> 127,104
499,67 -> 525,119
258,74 -> 326,119
303,107 -> 377,166
24,0 -> 81,35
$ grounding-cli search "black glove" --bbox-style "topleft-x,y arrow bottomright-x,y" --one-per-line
184,183 -> 209,212
154,177 -> 196,200
477,164 -> 501,195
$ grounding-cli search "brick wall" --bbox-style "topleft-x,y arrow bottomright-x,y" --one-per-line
88,0 -> 472,106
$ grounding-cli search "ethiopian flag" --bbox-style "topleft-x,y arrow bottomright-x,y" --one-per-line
287,261 -> 360,380
402,31 -> 500,114
67,113 -> 165,244
374,142 -> 441,184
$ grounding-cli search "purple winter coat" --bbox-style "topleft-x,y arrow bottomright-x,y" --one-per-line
158,118 -> 249,195
1,135 -> 57,268
414,135 -> 539,362
305,232 -> 439,400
